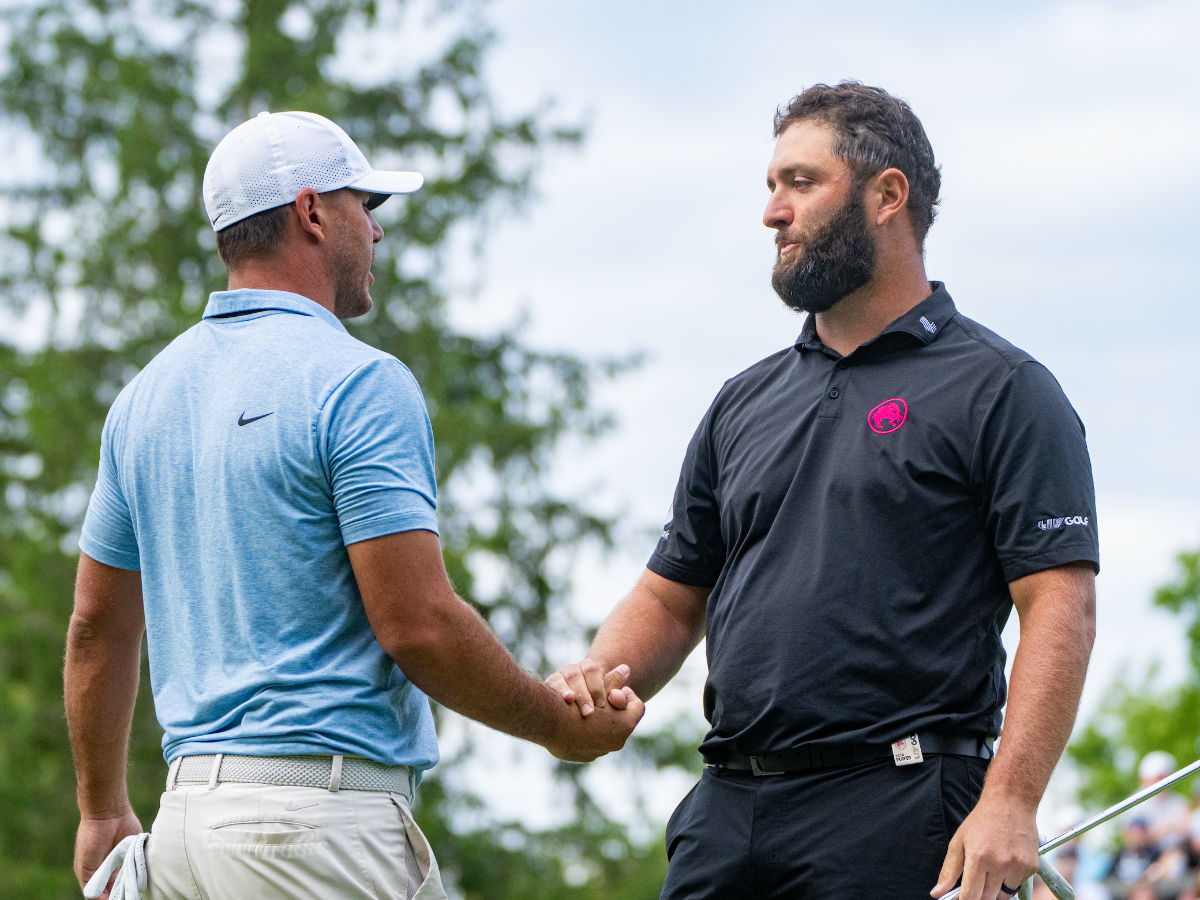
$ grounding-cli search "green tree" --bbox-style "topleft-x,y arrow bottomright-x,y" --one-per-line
0,1 -> 693,896
1067,550 -> 1200,811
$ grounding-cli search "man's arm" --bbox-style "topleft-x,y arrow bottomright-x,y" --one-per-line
66,553 -> 146,894
932,561 -> 1097,900
547,568 -> 709,715
347,529 -> 644,761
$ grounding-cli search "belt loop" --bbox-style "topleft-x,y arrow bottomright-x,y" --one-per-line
328,755 -> 343,792
408,766 -> 416,802
207,754 -> 224,791
166,757 -> 181,791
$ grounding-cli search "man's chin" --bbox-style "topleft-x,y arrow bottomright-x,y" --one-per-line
772,267 -> 840,314
334,291 -> 373,320
771,261 -> 873,315
780,293 -> 844,315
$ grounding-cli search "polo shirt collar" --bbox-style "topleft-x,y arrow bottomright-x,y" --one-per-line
795,282 -> 957,355
202,289 -> 349,334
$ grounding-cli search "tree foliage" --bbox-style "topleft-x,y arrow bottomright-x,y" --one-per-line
1067,549 -> 1200,813
0,1 -> 686,896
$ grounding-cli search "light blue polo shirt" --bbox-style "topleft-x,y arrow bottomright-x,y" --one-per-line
80,289 -> 441,772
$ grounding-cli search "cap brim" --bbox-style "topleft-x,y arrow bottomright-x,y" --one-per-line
349,169 -> 424,195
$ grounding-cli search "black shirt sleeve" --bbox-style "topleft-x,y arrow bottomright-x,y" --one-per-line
647,403 -> 726,587
972,360 -> 1100,582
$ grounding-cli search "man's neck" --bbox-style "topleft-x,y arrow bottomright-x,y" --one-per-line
812,260 -> 932,358
227,254 -> 334,316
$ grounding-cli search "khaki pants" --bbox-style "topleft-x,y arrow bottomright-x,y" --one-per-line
143,781 -> 447,900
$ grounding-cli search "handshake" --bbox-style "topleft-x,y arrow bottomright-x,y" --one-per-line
540,658 -> 646,764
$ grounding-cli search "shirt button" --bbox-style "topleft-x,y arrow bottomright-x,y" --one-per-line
836,361 -> 847,370
828,388 -> 840,399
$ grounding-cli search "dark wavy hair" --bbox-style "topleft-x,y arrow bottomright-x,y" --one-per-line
773,81 -> 941,243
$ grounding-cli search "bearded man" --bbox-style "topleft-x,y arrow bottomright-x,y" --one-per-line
548,82 -> 1099,900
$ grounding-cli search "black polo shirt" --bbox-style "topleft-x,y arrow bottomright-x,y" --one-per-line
648,283 -> 1099,760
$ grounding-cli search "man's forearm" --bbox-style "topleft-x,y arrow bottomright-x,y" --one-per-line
65,614 -> 143,817
386,589 -> 573,748
931,565 -> 1096,899
588,573 -> 707,702
350,530 -> 642,760
984,565 -> 1097,807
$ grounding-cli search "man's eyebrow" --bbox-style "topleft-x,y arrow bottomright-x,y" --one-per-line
767,164 -> 822,189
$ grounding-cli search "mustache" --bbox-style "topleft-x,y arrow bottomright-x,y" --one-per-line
774,230 -> 805,250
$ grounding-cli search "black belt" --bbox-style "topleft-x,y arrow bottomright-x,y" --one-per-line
706,733 -> 994,776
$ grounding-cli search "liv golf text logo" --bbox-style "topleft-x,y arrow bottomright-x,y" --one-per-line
1037,516 -> 1089,531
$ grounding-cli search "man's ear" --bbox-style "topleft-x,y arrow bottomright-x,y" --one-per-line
292,187 -> 326,243
869,168 -> 910,228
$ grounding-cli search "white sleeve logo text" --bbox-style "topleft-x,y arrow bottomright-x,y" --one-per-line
1037,516 -> 1089,531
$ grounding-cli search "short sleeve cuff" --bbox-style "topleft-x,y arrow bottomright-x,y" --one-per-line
340,509 -> 440,546
647,554 -> 721,589
78,533 -> 142,571
999,542 -> 1100,583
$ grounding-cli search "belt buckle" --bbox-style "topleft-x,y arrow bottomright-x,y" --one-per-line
750,756 -> 784,777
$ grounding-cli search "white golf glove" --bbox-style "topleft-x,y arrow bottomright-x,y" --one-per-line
83,832 -> 149,900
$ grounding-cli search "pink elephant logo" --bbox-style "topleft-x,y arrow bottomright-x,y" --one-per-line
868,398 -> 907,434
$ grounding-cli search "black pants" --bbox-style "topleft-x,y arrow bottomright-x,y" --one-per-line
661,754 -> 988,900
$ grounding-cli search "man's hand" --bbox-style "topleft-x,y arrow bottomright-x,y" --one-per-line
75,809 -> 143,897
930,789 -> 1039,899
544,685 -> 647,762
547,659 -> 633,716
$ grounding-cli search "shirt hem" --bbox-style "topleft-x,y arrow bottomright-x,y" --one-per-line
1000,543 -> 1100,583
646,554 -> 720,589
341,510 -> 440,546
78,536 -> 141,571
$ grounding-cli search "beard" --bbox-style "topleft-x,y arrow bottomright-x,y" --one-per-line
331,244 -> 374,319
770,188 -> 877,314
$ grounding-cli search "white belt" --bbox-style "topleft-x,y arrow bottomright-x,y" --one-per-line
168,753 -> 414,801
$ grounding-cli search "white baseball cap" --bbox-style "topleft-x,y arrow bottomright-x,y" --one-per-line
1139,751 -> 1177,782
202,110 -> 424,232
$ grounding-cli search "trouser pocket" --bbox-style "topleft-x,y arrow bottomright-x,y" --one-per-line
389,792 -> 447,900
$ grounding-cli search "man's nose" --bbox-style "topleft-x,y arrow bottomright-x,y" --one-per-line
370,214 -> 384,243
763,190 -> 792,231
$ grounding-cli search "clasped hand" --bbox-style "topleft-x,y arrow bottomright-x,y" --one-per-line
544,658 -> 644,762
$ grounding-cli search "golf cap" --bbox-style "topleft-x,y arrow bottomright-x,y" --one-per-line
202,110 -> 423,232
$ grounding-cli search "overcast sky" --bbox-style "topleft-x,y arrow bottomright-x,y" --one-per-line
435,0 -> 1200,831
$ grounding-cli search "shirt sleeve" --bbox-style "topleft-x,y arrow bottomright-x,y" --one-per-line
79,407 -> 141,571
320,358 -> 440,546
972,360 -> 1099,582
647,403 -> 726,587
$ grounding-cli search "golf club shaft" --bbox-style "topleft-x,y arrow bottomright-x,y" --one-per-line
1040,757 -> 1200,853
938,757 -> 1200,900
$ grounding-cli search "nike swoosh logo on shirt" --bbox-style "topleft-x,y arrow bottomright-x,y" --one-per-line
238,411 -> 273,426
285,801 -> 318,811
